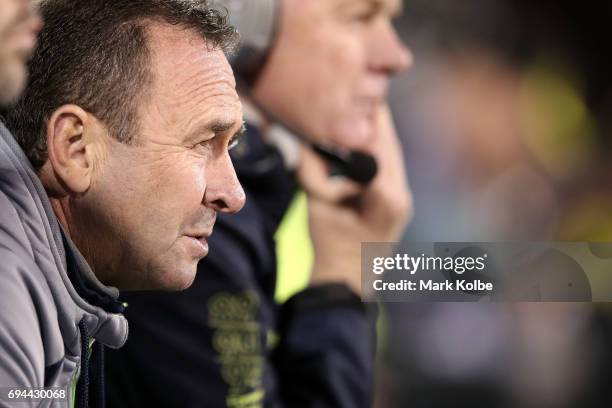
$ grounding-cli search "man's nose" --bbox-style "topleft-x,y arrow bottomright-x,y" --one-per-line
370,21 -> 413,76
204,154 -> 246,214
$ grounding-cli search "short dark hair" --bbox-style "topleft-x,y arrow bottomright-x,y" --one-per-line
1,0 -> 238,170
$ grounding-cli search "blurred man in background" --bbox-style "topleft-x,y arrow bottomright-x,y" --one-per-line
107,0 -> 412,407
0,0 -> 40,104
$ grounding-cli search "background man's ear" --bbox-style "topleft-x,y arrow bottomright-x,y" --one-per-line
46,105 -> 94,194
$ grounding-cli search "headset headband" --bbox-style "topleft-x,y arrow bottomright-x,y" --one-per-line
210,0 -> 279,86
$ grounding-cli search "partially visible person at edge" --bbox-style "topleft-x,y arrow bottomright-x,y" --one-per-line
0,0 -> 40,105
0,1 -> 245,407
107,0 -> 413,406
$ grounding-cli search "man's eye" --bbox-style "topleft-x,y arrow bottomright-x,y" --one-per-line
355,12 -> 376,23
351,6 -> 379,24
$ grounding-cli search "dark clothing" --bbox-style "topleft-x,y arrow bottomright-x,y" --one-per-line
106,124 -> 376,408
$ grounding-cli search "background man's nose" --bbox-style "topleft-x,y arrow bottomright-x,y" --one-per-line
371,22 -> 414,75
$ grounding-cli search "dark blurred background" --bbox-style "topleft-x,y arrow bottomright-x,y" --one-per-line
377,0 -> 612,407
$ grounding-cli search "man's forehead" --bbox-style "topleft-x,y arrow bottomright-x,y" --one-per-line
147,23 -> 235,86
143,22 -> 241,135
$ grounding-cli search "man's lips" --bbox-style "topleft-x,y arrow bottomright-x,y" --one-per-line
184,233 -> 211,258
184,227 -> 213,254
363,76 -> 390,99
189,236 -> 209,254
185,228 -> 213,241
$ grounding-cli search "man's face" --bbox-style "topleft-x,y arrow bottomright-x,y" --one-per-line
252,0 -> 411,149
75,24 -> 246,291
0,0 -> 40,104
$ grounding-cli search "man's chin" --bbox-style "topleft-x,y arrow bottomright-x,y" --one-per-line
167,271 -> 198,292
330,116 -> 375,150
116,262 -> 198,292
155,262 -> 199,292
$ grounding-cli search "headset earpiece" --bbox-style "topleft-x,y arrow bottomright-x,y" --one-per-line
210,0 -> 280,86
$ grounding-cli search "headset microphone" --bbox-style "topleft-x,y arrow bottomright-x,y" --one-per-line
211,0 -> 379,185
312,145 -> 378,185
240,83 -> 379,185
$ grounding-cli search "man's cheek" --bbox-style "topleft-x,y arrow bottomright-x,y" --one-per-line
189,163 -> 207,194
326,33 -> 362,66
160,164 -> 208,218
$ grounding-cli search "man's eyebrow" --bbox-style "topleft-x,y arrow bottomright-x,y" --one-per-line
187,119 -> 240,139
209,119 -> 239,133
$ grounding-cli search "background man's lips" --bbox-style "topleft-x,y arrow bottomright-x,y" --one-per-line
361,88 -> 389,99
360,94 -> 386,104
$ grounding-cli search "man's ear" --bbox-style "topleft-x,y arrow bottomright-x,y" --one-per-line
46,105 -> 95,194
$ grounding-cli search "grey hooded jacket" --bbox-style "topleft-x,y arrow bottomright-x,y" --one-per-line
0,122 -> 128,407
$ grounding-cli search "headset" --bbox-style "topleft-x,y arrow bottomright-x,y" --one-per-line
210,0 -> 279,85
210,0 -> 378,185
